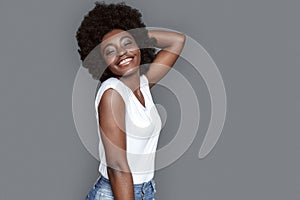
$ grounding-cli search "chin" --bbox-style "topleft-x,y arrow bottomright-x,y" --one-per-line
110,64 -> 140,78
120,66 -> 140,78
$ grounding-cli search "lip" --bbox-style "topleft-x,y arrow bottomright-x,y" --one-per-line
117,56 -> 134,67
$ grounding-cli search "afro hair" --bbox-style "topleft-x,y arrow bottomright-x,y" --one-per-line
76,1 -> 157,82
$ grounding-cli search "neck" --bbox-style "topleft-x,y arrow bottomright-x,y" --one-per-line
119,70 -> 141,92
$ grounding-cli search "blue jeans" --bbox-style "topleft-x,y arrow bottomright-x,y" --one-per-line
86,176 -> 156,200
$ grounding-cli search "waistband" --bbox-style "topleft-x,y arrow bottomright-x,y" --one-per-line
96,175 -> 156,193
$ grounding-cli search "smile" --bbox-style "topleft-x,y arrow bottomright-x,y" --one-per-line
118,57 -> 133,66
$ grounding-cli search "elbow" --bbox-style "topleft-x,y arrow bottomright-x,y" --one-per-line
107,165 -> 132,180
175,32 -> 186,47
175,33 -> 186,53
180,33 -> 186,45
106,160 -> 131,174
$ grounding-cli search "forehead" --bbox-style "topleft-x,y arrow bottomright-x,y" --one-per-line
101,29 -> 133,46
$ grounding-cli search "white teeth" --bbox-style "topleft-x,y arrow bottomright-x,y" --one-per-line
119,58 -> 133,65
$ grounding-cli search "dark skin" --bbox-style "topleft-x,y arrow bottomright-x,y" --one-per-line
98,29 -> 185,199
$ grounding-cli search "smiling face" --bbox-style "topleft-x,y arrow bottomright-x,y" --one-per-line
100,29 -> 141,78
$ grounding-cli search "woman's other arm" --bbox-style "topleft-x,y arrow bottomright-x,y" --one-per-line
146,30 -> 186,88
98,88 -> 134,199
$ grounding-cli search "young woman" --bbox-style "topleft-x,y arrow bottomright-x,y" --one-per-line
76,2 -> 185,200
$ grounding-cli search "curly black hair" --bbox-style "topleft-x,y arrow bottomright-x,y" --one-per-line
76,1 -> 157,82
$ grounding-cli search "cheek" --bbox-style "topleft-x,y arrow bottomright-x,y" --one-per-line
103,56 -> 116,67
129,47 -> 140,59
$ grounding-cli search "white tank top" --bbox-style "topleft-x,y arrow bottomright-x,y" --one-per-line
94,74 -> 162,184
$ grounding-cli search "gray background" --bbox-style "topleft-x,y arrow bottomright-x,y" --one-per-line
1,0 -> 299,199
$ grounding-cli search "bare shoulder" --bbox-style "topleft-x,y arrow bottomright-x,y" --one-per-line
99,88 -> 124,109
98,88 -> 125,130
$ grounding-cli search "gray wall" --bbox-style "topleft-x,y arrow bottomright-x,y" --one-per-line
1,0 -> 299,199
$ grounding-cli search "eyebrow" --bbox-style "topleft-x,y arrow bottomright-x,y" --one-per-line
102,35 -> 133,52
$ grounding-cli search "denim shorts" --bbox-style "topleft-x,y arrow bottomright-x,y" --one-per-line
86,175 -> 156,200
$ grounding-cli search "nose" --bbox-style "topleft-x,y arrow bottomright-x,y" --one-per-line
117,47 -> 127,57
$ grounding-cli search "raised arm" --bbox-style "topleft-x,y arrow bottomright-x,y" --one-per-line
145,30 -> 186,88
98,88 -> 134,199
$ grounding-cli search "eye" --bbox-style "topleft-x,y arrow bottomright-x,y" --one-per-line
105,47 -> 116,56
124,41 -> 132,46
105,50 -> 114,55
122,38 -> 133,47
